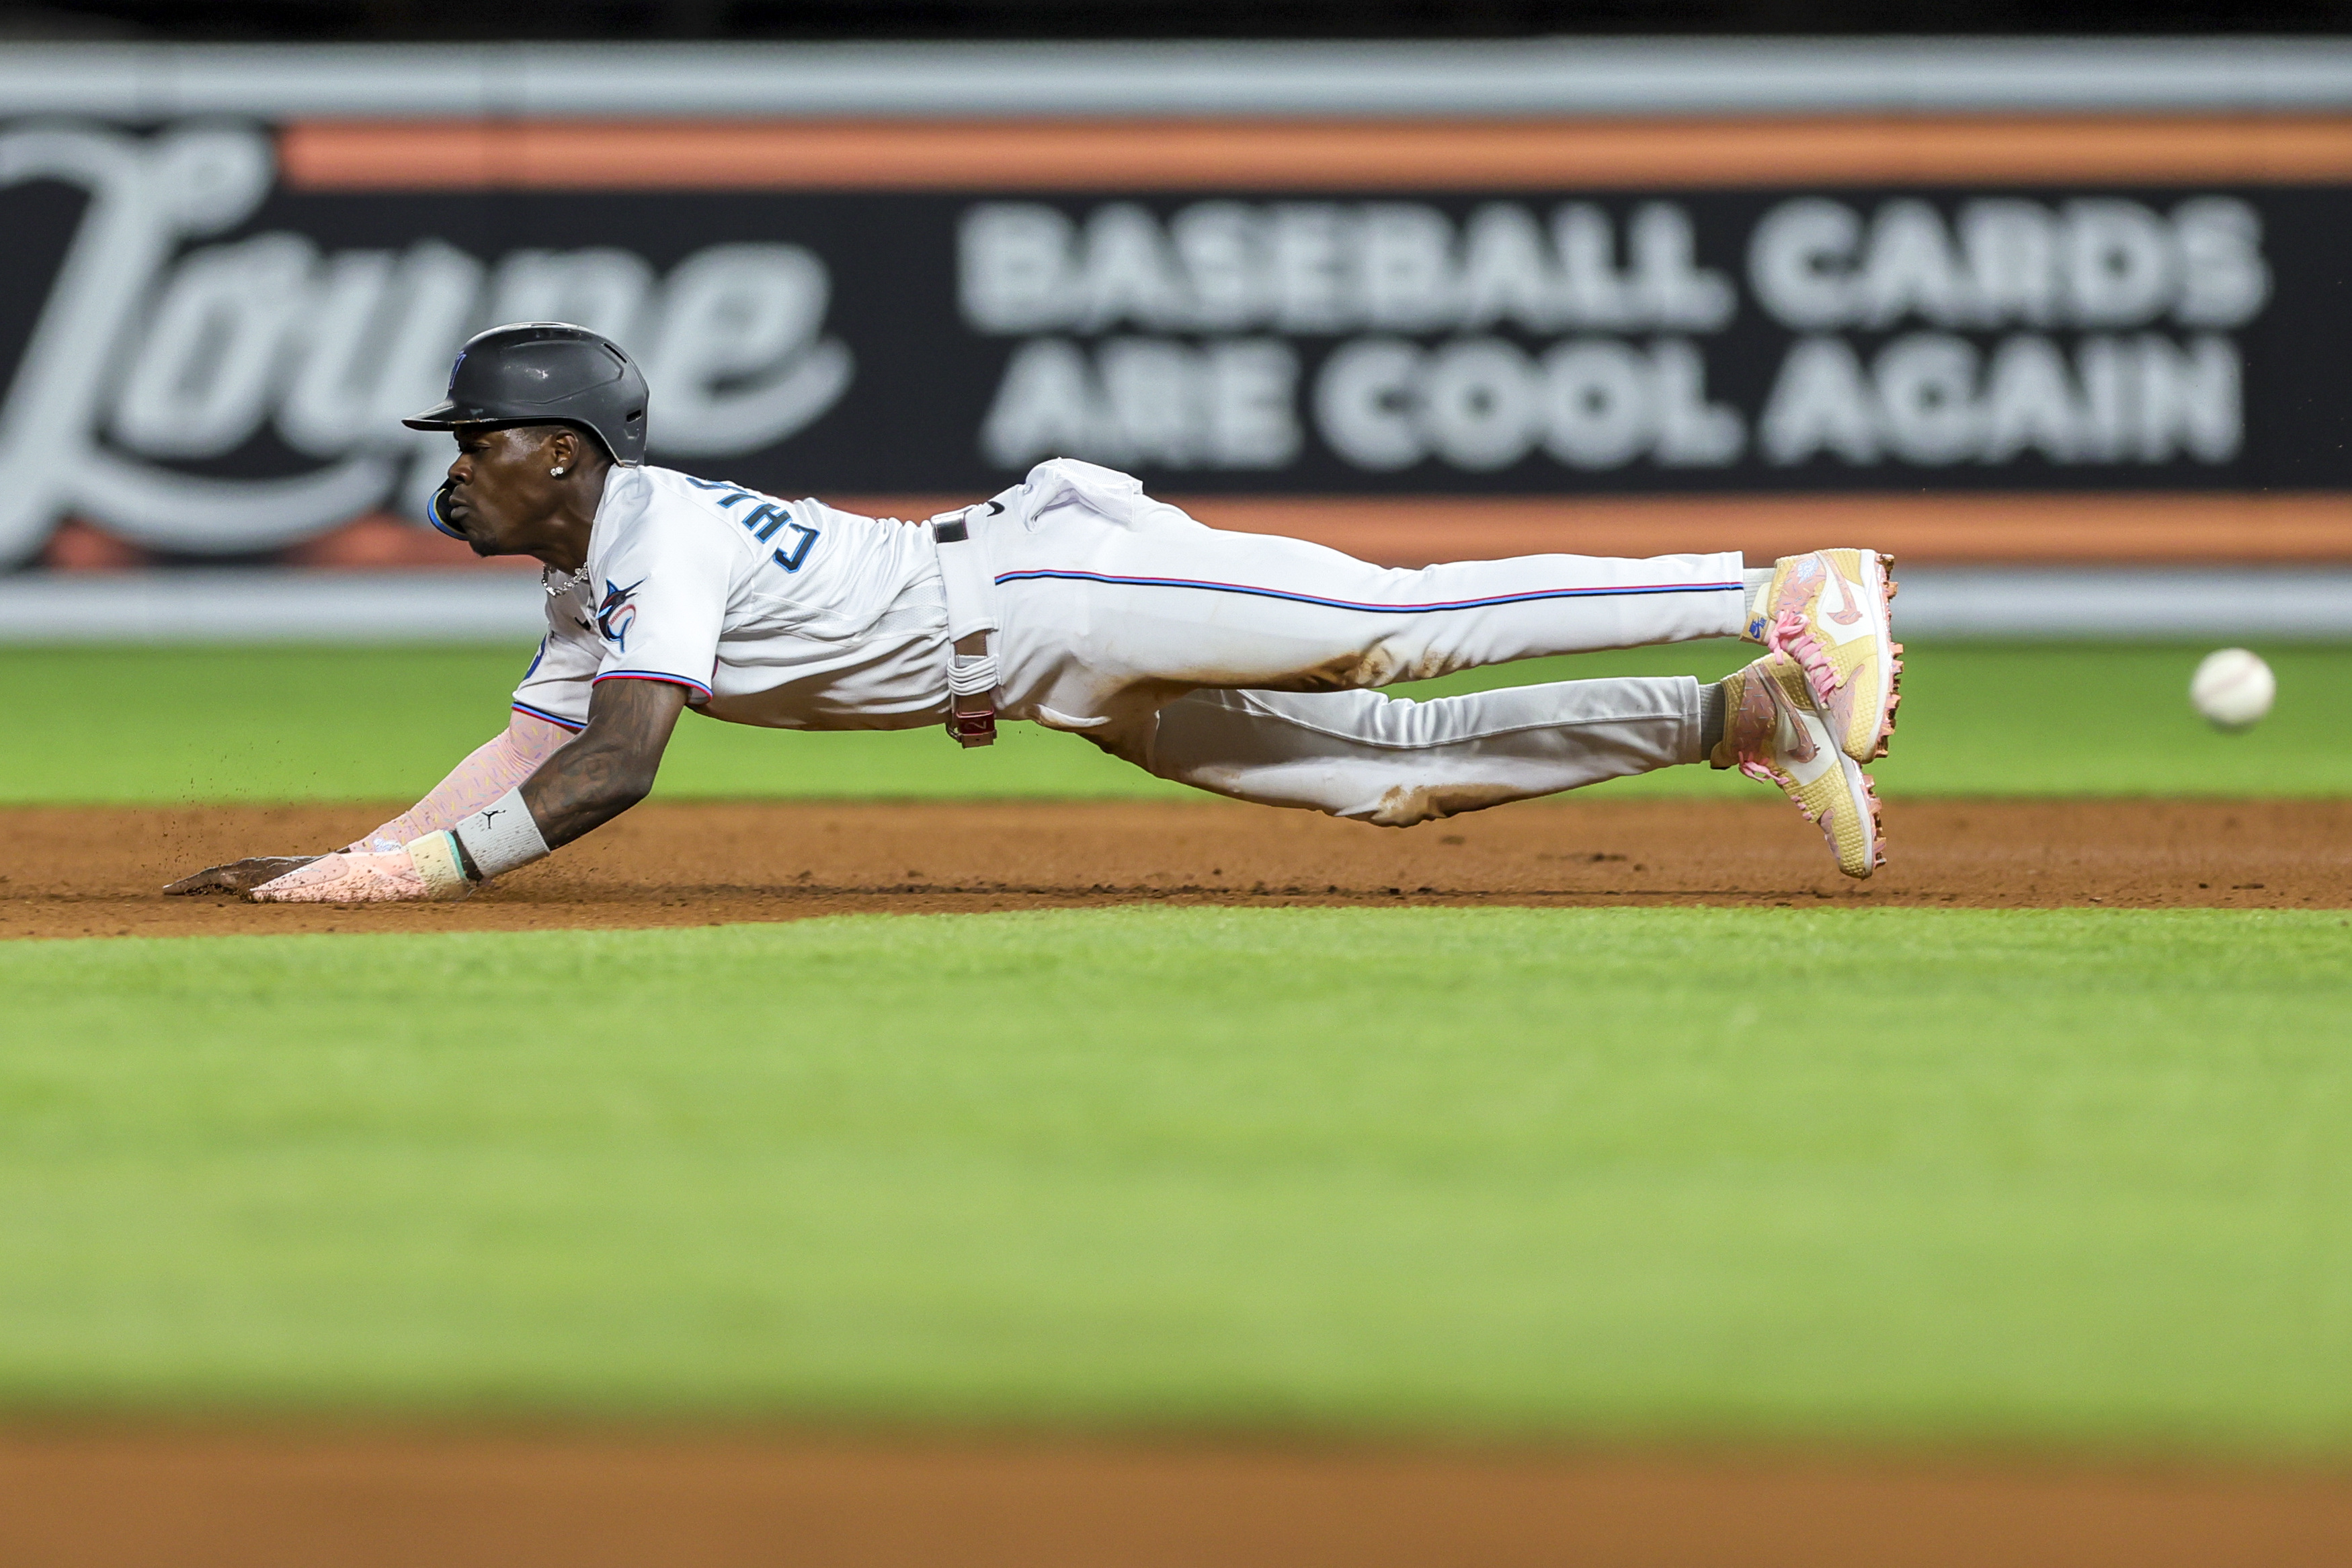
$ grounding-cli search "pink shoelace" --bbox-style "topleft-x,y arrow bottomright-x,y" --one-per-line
1764,606 -> 1842,706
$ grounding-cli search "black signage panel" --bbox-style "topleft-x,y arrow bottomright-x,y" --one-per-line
0,121 -> 2342,563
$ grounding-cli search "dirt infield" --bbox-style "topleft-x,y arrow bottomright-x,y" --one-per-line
5,796 -> 2350,939
5,1428 -> 2351,1568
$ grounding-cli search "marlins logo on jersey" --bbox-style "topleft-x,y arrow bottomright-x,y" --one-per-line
595,579 -> 644,651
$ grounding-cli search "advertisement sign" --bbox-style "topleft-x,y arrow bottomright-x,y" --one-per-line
5,47 -> 2352,571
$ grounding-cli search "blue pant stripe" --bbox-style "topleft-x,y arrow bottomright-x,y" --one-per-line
991,569 -> 1740,614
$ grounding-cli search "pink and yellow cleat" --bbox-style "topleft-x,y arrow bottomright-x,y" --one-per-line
1746,549 -> 1902,765
1715,651 -> 1884,879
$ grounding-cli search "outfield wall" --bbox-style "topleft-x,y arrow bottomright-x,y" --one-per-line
3,40 -> 2350,636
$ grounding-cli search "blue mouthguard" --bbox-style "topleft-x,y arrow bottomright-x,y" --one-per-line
425,483 -> 464,540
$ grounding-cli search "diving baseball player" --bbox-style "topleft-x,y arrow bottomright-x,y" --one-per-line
166,323 -> 1900,904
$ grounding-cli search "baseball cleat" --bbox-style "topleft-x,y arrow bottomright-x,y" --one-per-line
1714,651 -> 1884,879
1746,548 -> 1902,765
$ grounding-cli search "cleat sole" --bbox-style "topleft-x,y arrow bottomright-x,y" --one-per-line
1859,770 -> 1887,874
1873,639 -> 1905,760
1857,558 -> 1902,765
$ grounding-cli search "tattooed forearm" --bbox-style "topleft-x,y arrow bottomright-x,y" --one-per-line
520,677 -> 688,849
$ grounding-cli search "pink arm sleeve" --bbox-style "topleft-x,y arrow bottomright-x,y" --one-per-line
346,712 -> 574,851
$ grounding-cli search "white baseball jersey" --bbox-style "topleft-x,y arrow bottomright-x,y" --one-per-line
510,464 -> 950,734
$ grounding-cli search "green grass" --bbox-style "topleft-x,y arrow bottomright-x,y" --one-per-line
5,905 -> 2352,1454
4,643 -> 2349,805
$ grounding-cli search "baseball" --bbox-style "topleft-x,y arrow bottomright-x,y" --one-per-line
2190,648 -> 2275,731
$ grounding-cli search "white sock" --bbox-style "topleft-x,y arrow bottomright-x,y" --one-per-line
1742,567 -> 1777,638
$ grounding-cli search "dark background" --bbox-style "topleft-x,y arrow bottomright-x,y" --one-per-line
56,181 -> 2315,498
0,0 -> 2346,41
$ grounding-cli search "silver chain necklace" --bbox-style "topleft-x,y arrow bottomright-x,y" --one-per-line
543,565 -> 587,597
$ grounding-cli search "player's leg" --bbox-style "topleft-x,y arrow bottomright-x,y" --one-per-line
1108,677 -> 1708,827
988,466 -> 1745,727
1105,653 -> 1882,876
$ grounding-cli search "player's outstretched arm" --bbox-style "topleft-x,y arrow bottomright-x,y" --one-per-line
229,678 -> 688,905
517,677 -> 688,850
163,711 -> 578,896
353,712 -> 575,850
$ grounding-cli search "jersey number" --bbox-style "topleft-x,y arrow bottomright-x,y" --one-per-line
687,477 -> 823,573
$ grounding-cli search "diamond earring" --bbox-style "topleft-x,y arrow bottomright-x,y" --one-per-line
550,466 -> 566,477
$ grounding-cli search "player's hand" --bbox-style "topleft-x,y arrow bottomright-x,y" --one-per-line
247,843 -> 473,905
164,857 -> 321,895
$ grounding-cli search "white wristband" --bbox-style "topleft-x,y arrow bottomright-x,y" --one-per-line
403,831 -> 475,900
451,786 -> 552,880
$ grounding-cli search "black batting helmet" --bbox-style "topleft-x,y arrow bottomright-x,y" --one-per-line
404,322 -> 649,466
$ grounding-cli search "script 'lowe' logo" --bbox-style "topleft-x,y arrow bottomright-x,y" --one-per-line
0,123 -> 854,565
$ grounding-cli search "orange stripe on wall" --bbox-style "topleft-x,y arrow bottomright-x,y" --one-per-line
280,116 -> 2352,193
821,493 -> 2352,568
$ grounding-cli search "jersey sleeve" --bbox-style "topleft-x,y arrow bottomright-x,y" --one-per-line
510,592 -> 602,733
585,514 -> 737,705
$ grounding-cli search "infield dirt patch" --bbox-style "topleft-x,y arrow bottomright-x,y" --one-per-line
3,796 -> 2347,939
5,1428 -> 2352,1568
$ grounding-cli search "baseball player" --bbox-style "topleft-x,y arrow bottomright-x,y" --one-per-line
167,323 -> 1900,904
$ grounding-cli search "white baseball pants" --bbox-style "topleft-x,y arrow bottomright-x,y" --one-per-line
983,461 -> 1746,827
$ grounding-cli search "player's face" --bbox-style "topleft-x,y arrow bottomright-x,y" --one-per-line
438,425 -> 564,557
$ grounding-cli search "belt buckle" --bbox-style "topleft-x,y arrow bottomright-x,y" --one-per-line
948,704 -> 996,747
